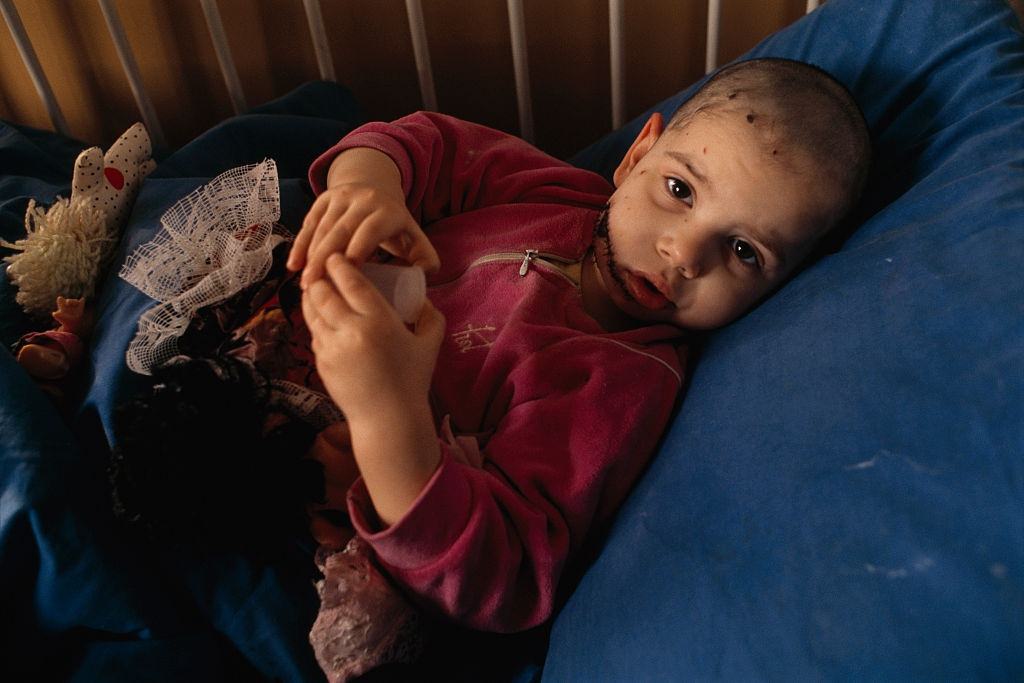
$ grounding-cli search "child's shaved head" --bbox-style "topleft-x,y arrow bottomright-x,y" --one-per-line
670,58 -> 871,231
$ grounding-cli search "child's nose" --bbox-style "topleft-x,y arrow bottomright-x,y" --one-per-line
657,230 -> 708,279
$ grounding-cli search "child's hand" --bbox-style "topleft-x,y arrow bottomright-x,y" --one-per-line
288,181 -> 440,288
301,253 -> 445,425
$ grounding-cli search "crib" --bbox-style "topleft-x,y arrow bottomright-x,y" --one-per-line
2,1 -> 1022,681
1,0 -> 823,159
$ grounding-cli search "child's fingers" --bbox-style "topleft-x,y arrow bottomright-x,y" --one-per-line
414,298 -> 447,348
289,194 -> 331,271
300,286 -> 324,332
300,278 -> 350,335
287,223 -> 313,272
307,277 -> 353,328
302,209 -> 348,282
343,215 -> 398,266
374,223 -> 440,274
307,200 -> 363,260
303,204 -> 376,286
343,213 -> 419,266
325,254 -> 390,317
406,234 -> 442,274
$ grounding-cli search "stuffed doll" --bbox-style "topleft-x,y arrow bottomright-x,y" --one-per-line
14,296 -> 92,401
2,122 -> 154,397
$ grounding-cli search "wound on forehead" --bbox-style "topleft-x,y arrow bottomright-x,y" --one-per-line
668,58 -> 871,229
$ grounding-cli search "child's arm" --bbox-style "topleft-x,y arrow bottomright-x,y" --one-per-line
301,252 -> 446,526
340,339 -> 684,631
292,112 -> 612,284
306,112 -> 611,220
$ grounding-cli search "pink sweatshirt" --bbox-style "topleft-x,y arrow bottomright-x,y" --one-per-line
308,112 -> 685,632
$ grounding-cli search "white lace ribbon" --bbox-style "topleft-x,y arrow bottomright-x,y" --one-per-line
121,160 -> 284,374
121,160 -> 343,425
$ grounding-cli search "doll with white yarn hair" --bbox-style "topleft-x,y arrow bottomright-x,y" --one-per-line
2,122 -> 155,319
2,122 -> 154,394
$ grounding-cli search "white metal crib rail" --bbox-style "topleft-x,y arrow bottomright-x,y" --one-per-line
1,0 -> 823,149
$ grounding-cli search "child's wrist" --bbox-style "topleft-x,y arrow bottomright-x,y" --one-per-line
346,398 -> 441,526
342,389 -> 429,427
326,147 -> 404,198
347,396 -> 436,460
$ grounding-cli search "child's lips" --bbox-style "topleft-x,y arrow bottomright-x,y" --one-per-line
623,269 -> 673,311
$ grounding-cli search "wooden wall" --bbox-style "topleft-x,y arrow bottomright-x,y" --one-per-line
1,0 -> 811,160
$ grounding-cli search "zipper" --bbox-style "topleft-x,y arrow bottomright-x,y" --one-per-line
432,249 -> 578,288
519,249 -> 539,276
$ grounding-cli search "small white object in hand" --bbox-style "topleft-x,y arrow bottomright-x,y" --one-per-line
360,262 -> 426,324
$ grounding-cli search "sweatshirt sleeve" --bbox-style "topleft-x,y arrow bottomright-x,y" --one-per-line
345,339 -> 684,632
308,112 -> 611,224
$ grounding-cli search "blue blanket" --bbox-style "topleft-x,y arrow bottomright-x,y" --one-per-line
2,81 -> 543,683
1,83 -> 365,681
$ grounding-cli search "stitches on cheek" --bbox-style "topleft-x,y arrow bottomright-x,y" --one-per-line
593,207 -> 636,306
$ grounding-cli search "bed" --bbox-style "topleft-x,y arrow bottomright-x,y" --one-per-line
2,0 -> 1022,680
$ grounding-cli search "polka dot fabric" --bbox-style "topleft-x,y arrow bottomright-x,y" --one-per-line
71,122 -> 156,229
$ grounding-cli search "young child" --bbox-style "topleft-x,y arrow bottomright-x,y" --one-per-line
109,57 -> 869,680
289,55 -> 871,636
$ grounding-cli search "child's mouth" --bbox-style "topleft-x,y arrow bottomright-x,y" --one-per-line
623,270 -> 672,311
594,207 -> 674,313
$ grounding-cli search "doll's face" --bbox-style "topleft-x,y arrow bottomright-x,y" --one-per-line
591,111 -> 837,331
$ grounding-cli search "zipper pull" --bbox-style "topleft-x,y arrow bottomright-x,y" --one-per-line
519,249 -> 538,277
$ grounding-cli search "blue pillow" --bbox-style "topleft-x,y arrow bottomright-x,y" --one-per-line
549,0 -> 1024,679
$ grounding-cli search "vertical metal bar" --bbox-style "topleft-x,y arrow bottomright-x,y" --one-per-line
96,0 -> 166,149
0,0 -> 69,135
609,0 -> 625,129
302,0 -> 335,82
404,0 -> 437,111
506,0 -> 534,143
199,0 -> 247,114
705,0 -> 721,74
806,0 -> 821,12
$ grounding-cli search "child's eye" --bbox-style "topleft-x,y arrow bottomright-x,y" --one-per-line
666,177 -> 693,206
731,238 -> 760,267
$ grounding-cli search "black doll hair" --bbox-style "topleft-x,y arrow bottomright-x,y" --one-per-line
108,354 -> 324,555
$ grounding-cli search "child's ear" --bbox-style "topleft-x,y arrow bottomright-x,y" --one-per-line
612,113 -> 664,187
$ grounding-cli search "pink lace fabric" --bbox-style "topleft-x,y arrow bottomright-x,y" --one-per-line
310,536 -> 424,681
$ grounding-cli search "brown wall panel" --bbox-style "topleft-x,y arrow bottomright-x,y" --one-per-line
1,0 -> 823,160
321,1 -> 421,123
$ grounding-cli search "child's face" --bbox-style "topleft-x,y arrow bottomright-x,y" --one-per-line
593,111 -> 836,330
